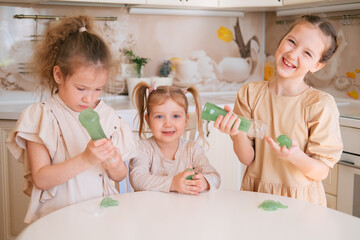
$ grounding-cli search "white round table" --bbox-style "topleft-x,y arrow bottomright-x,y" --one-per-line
16,190 -> 360,240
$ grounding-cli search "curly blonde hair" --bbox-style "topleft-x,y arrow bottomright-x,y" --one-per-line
31,15 -> 112,95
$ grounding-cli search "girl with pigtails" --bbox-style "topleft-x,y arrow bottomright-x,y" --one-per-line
6,16 -> 138,223
129,82 -> 220,195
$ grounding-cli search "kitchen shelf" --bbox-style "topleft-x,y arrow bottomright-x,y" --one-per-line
13,14 -> 118,21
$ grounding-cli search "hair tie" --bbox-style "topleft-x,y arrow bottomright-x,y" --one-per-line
148,81 -> 157,93
79,26 -> 87,32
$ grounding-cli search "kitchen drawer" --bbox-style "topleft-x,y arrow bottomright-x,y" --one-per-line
326,194 -> 337,210
323,164 -> 338,196
340,126 -> 360,155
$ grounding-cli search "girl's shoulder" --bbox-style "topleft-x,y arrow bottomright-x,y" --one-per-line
302,87 -> 337,109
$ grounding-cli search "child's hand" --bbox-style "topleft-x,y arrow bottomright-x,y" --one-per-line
170,167 -> 202,195
102,147 -> 123,169
192,173 -> 209,192
83,138 -> 116,165
213,105 -> 242,136
265,137 -> 303,163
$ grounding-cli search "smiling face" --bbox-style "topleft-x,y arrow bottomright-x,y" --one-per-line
275,22 -> 331,81
145,99 -> 189,147
54,64 -> 108,112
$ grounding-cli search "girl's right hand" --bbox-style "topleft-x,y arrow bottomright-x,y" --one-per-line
213,105 -> 241,136
170,167 -> 202,195
82,138 -> 116,166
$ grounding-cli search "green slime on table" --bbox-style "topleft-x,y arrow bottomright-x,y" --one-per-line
185,168 -> 198,180
258,200 -> 288,211
201,102 -> 252,133
276,134 -> 292,149
79,108 -> 107,140
100,196 -> 119,207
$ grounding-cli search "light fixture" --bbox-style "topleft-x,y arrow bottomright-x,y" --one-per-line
129,8 -> 244,17
277,3 -> 360,17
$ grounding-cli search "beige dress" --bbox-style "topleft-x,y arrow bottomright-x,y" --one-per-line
6,94 -> 138,223
129,136 -> 221,192
235,81 -> 343,206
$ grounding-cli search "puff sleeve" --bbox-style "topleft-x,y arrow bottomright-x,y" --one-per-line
306,95 -> 343,168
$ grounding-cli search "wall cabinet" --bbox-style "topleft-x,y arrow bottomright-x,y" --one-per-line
219,0 -> 282,7
146,0 -> 218,8
0,120 -> 29,240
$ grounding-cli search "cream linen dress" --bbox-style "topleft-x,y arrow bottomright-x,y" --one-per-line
235,81 -> 343,206
6,94 -> 138,223
129,136 -> 221,192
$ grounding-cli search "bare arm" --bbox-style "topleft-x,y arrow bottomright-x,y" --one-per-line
27,138 -> 117,190
213,105 -> 255,166
265,137 -> 329,181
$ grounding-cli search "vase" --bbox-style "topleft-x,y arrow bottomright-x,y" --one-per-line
126,77 -> 151,98
217,57 -> 252,83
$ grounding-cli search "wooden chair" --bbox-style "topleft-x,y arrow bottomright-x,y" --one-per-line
117,112 -> 198,194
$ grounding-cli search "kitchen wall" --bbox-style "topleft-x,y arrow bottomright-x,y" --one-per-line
0,3 -> 264,97
265,11 -> 360,100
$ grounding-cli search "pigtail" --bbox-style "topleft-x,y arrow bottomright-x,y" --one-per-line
187,86 -> 204,143
132,81 -> 151,139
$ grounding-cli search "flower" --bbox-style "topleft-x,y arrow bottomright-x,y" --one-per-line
216,19 -> 259,60
217,26 -> 233,43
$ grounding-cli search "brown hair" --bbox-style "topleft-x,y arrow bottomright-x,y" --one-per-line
281,15 -> 338,63
31,15 -> 112,95
132,82 -> 204,143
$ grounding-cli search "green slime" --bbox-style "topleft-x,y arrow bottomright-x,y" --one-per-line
100,196 -> 119,207
185,168 -> 197,180
201,102 -> 252,133
258,200 -> 288,211
79,108 -> 107,140
276,134 -> 292,149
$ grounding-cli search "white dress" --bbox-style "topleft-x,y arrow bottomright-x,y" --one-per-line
129,136 -> 221,193
6,94 -> 138,223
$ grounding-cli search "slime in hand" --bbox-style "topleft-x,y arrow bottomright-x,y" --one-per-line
276,134 -> 292,149
100,196 -> 119,207
185,168 -> 198,180
258,200 -> 288,211
79,108 -> 106,140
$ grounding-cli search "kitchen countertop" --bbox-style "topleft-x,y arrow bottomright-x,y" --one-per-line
1,89 -> 360,128
0,90 -> 237,121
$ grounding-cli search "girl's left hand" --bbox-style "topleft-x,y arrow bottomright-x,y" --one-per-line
192,173 -> 209,192
102,147 -> 123,169
265,136 -> 302,162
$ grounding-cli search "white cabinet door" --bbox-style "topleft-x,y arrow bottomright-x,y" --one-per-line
204,121 -> 245,191
184,0 -> 217,7
0,120 -> 29,240
219,0 -> 282,7
99,0 -> 146,3
147,0 -> 217,7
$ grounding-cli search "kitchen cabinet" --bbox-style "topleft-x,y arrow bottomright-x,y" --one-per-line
283,0 -> 360,6
146,0 -> 218,8
219,0 -> 282,7
40,0 -> 147,3
0,120 -> 29,240
323,164 -> 338,210
203,121 -> 245,191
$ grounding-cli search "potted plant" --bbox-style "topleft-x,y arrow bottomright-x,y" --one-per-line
125,49 -> 149,78
124,49 -> 151,97
151,60 -> 174,88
